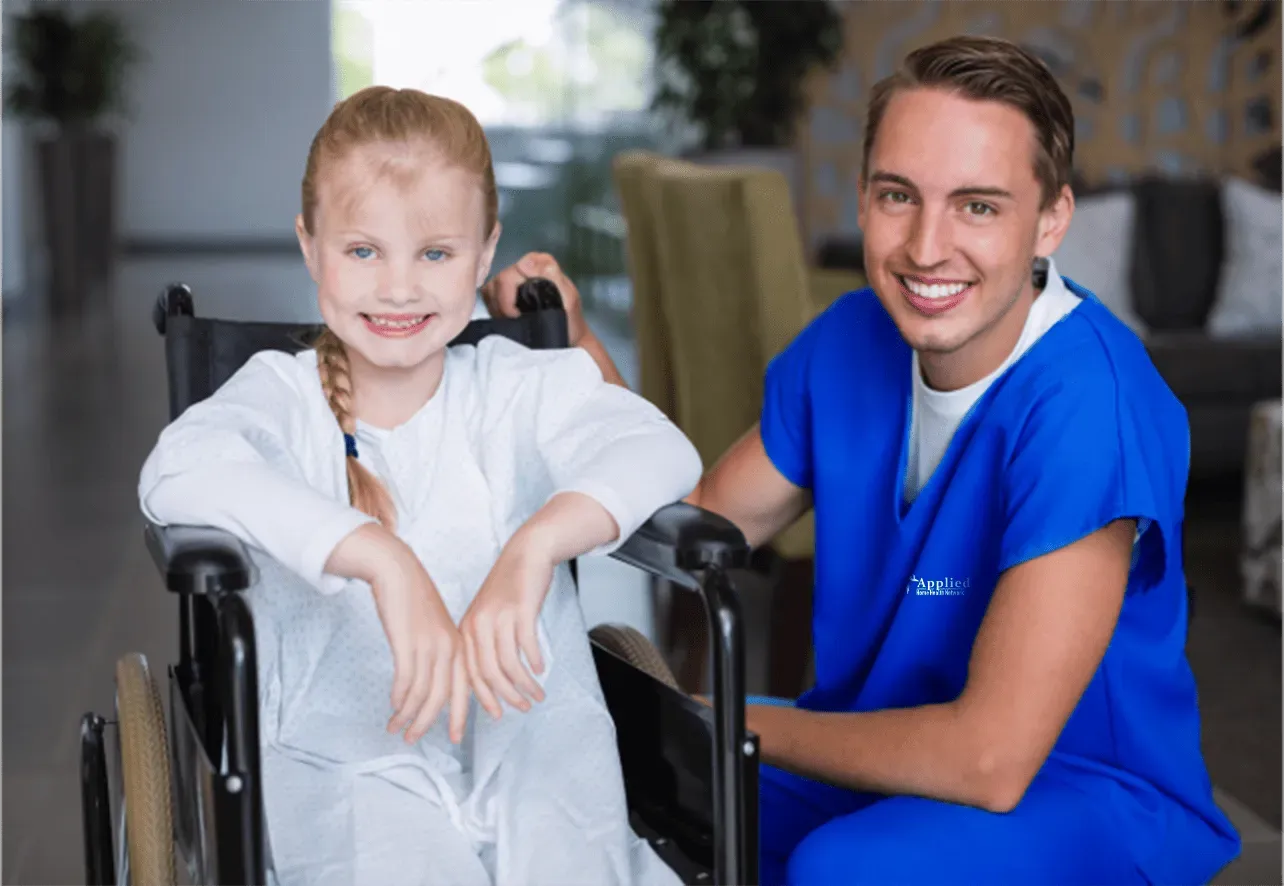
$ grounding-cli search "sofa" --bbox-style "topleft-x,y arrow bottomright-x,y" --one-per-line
815,170 -> 1283,482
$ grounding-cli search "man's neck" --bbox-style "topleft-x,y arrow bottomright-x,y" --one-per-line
918,282 -> 1038,392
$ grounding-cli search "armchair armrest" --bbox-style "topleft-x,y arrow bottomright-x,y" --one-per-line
144,522 -> 256,594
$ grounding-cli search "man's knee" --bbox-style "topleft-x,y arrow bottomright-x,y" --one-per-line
782,800 -> 915,885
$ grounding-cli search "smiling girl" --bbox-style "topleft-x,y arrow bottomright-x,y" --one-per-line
139,86 -> 697,886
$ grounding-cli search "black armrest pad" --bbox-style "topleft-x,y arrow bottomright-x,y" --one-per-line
610,502 -> 749,588
144,522 -> 255,594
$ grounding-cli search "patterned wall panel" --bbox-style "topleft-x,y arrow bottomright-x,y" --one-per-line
798,0 -> 1281,248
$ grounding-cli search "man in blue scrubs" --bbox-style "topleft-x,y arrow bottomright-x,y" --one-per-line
484,34 -> 1241,886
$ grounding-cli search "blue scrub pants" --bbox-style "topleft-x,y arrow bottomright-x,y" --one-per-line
748,698 -> 1149,886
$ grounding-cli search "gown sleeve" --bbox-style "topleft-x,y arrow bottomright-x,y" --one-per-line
516,344 -> 703,556
998,367 -> 1173,592
138,352 -> 377,594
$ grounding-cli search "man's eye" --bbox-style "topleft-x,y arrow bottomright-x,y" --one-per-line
967,202 -> 995,217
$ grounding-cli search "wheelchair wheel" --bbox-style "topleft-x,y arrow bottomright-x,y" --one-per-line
590,624 -> 680,690
114,653 -> 176,885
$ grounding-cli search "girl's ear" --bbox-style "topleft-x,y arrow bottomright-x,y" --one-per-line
475,221 -> 502,290
296,214 -> 319,282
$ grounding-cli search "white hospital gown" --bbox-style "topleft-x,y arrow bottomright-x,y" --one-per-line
138,336 -> 701,886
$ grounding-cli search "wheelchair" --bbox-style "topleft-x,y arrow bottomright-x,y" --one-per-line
79,280 -> 762,885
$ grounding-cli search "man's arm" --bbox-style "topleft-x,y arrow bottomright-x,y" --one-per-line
686,423 -> 812,550
746,518 -> 1135,812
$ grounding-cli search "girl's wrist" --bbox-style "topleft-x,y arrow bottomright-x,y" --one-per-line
327,521 -> 413,583
510,492 -> 618,565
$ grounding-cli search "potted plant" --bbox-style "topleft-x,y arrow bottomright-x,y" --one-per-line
650,0 -> 843,202
6,5 -> 141,312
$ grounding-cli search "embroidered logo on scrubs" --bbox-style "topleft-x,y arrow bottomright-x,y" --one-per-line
906,575 -> 969,596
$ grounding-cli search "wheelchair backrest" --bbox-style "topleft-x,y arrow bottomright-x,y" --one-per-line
155,281 -> 569,421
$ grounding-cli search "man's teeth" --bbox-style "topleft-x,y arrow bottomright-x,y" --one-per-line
903,278 -> 970,299
367,315 -> 426,329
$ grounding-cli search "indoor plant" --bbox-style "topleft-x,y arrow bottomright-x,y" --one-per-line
650,0 -> 843,201
6,5 -> 141,311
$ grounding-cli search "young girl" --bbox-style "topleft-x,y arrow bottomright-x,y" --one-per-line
138,86 -> 700,886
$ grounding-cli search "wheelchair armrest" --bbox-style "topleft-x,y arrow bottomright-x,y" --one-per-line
610,501 -> 754,884
610,502 -> 749,588
144,522 -> 255,594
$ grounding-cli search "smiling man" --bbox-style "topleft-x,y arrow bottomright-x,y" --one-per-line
485,35 -> 1241,885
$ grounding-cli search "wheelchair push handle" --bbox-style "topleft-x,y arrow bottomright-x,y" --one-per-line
515,276 -> 564,313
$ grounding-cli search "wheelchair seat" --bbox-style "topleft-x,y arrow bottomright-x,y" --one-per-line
80,280 -> 760,886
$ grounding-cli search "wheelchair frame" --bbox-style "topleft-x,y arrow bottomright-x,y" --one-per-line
80,282 -> 762,886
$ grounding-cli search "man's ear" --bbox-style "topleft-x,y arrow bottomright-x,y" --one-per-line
1034,184 -> 1075,259
475,221 -> 502,290
295,214 -> 319,282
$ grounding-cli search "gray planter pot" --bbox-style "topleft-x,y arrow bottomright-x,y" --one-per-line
37,127 -> 116,315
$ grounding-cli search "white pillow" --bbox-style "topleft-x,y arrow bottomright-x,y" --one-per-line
1052,192 -> 1148,336
1207,177 -> 1283,338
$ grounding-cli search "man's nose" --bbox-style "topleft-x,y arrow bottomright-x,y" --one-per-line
905,208 -> 952,269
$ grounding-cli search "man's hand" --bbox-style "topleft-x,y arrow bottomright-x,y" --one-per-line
481,252 -> 588,346
481,252 -> 629,388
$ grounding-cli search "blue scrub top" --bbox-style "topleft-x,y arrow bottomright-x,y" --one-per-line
760,280 -> 1240,881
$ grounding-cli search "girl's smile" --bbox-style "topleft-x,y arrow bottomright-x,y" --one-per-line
361,313 -> 436,337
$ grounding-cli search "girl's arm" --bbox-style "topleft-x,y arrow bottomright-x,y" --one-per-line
530,349 -> 703,556
139,353 -> 376,593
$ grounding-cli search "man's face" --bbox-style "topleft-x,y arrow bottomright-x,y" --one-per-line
858,87 -> 1072,389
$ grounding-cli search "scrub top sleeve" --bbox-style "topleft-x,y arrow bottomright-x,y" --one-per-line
998,375 -> 1167,590
760,326 -> 817,490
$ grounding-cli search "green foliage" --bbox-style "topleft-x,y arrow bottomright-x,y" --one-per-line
651,0 -> 844,150
482,38 -> 567,119
5,6 -> 142,126
481,2 -> 650,122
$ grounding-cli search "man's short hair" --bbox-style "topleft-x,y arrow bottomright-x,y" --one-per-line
862,35 -> 1075,209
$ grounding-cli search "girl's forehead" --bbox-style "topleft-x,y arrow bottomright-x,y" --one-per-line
318,146 -> 484,231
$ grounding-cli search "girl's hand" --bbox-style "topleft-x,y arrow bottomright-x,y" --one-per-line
371,554 -> 471,744
328,524 -> 471,744
458,530 -> 554,720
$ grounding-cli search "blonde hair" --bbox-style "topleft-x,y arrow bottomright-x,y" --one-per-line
301,86 -> 499,529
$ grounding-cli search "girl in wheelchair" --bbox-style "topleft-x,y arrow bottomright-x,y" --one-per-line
138,86 -> 700,886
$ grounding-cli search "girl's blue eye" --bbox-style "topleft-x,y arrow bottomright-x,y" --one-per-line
351,246 -> 374,259
425,248 -> 447,262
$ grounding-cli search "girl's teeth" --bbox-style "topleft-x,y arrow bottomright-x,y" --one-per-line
369,316 -> 426,329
